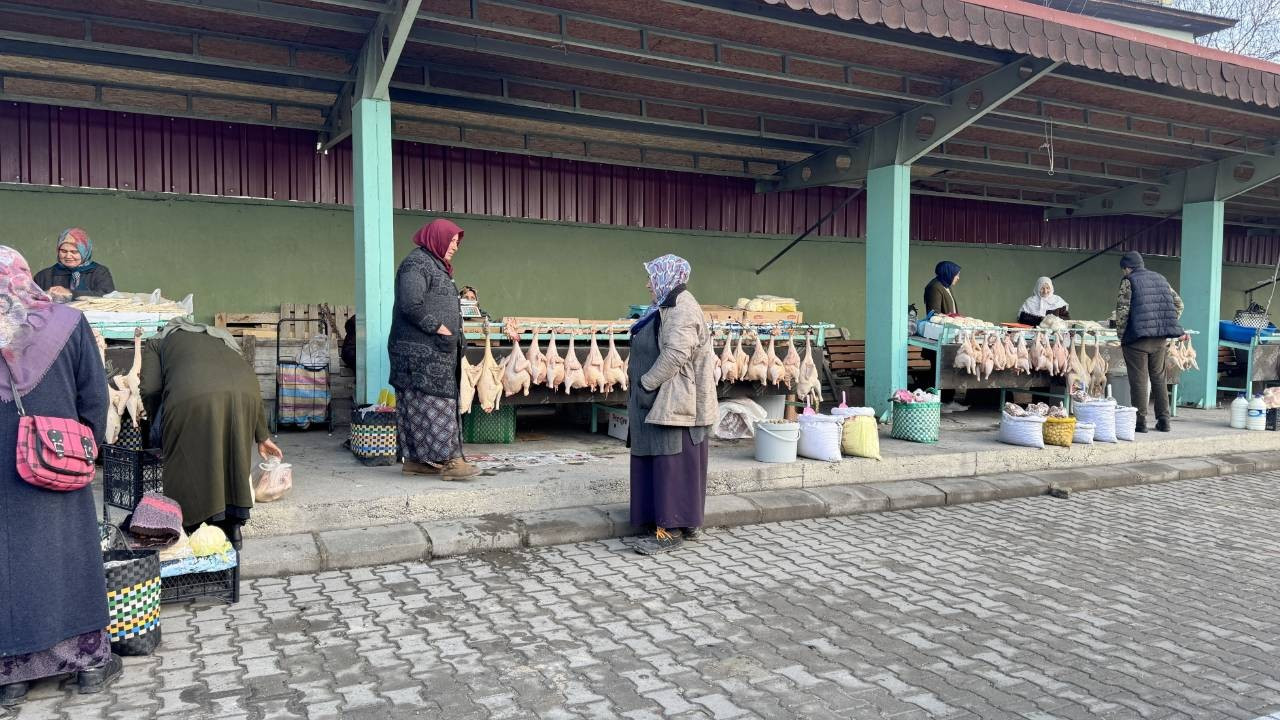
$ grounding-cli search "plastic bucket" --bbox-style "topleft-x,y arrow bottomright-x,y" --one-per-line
754,421 -> 799,463
757,394 -> 787,419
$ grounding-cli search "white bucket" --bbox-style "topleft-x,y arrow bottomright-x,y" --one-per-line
757,394 -> 787,419
754,421 -> 799,463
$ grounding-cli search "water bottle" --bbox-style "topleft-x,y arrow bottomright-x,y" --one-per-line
1247,394 -> 1267,431
1230,394 -> 1249,429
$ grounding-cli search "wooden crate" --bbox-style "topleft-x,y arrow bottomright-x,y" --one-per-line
215,312 -> 280,339
278,304 -> 354,341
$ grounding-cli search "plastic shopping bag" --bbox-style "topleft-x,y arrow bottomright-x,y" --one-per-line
252,457 -> 293,503
841,415 -> 882,460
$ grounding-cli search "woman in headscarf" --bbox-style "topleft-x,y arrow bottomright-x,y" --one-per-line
923,260 -> 961,315
1017,276 -> 1071,327
33,228 -> 116,301
140,318 -> 282,547
388,218 -> 479,480
0,246 -> 122,707
627,254 -> 718,555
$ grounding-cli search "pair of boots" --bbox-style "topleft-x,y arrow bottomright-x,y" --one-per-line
402,457 -> 480,480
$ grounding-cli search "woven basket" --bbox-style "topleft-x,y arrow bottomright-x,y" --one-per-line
1073,421 -> 1095,444
1043,416 -> 1076,448
890,400 -> 940,444
1235,303 -> 1270,329
999,413 -> 1046,448
350,406 -> 398,466
1114,406 -> 1138,441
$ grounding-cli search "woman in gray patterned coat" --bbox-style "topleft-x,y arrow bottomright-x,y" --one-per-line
388,219 -> 479,479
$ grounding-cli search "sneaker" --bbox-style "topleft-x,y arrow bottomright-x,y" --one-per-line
78,654 -> 123,695
402,460 -> 441,476
941,401 -> 969,414
441,458 -> 481,480
682,527 -> 703,541
634,528 -> 684,555
0,682 -> 28,707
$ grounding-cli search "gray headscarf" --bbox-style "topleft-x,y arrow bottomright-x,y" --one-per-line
152,317 -> 242,354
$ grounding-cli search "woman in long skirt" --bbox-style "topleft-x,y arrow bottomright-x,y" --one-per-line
388,219 -> 479,480
0,246 -> 122,706
628,254 -> 718,555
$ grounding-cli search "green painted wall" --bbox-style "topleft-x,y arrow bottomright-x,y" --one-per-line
0,185 -> 1269,334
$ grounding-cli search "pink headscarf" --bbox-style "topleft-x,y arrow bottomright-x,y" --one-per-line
0,246 -> 81,400
413,219 -> 463,277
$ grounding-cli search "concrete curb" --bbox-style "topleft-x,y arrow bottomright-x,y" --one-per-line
241,450 -> 1280,578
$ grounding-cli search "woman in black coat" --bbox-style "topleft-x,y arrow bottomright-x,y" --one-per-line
388,219 -> 479,480
32,228 -> 116,301
0,246 -> 121,707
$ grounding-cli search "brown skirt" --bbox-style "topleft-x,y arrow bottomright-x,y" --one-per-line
629,429 -> 709,530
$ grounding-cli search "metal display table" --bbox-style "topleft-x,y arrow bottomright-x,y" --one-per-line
908,325 -> 1185,413
461,321 -> 834,409
1216,335 -> 1280,397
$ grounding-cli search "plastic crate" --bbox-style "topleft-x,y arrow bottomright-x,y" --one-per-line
103,445 -> 164,513
161,565 -> 240,605
463,405 -> 516,444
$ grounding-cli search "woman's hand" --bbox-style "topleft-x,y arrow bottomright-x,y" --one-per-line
48,286 -> 72,301
258,438 -> 283,461
437,325 -> 453,336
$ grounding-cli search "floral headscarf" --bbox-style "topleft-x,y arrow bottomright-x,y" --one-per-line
56,227 -> 98,291
413,219 -> 463,277
0,246 -> 81,400
633,254 -> 691,329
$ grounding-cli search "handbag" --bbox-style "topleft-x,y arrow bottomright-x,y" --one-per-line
2,354 -> 97,491
1234,301 -> 1270,330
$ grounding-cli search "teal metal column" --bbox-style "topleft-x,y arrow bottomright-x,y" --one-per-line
353,97 -> 395,405
1178,200 -> 1224,408
865,164 -> 911,414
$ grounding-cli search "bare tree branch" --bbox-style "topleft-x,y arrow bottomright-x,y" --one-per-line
1170,0 -> 1280,61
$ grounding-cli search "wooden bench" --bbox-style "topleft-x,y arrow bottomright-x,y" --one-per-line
826,339 -> 932,375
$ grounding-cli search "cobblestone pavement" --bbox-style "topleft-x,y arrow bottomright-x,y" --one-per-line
9,472 -> 1280,720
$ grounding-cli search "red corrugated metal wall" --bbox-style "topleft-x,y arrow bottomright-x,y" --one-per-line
2,101 -> 1275,264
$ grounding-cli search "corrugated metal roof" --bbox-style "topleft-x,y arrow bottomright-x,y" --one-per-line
1,101 -> 1273,264
761,0 -> 1280,108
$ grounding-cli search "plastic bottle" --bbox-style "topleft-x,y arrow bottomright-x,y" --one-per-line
1247,394 -> 1267,431
1230,394 -> 1249,429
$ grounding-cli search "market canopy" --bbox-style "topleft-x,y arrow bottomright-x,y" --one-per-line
0,0 -> 1277,227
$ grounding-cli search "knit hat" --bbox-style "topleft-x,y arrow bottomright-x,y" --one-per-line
124,493 -> 184,547
1120,251 -> 1144,269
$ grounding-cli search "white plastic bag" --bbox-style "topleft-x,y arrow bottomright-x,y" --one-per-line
298,334 -> 330,368
1075,399 -> 1117,443
797,414 -> 844,462
713,399 -> 768,440
252,457 -> 293,503
999,412 -> 1046,448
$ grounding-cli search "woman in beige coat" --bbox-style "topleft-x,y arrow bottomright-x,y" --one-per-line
627,254 -> 718,555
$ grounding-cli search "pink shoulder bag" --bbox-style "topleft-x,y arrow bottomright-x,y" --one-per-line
4,355 -> 97,491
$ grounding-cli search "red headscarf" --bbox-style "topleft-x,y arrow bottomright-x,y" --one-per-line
413,219 -> 463,276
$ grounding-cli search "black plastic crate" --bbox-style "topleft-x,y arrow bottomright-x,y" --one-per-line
161,564 -> 240,605
102,445 -> 164,513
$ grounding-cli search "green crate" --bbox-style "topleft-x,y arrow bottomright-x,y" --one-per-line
463,405 -> 516,444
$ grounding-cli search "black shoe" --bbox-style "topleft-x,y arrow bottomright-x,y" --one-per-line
78,654 -> 123,695
1135,422 -> 1148,433
634,529 -> 684,555
1156,419 -> 1171,432
0,682 -> 28,707
682,527 -> 703,541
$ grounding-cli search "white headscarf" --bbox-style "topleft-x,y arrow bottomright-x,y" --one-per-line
1020,277 -> 1068,317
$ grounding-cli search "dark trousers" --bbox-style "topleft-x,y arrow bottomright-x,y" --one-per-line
1122,337 -> 1171,424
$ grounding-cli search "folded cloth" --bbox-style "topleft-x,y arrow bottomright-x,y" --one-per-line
126,493 -> 184,544
157,529 -> 193,563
